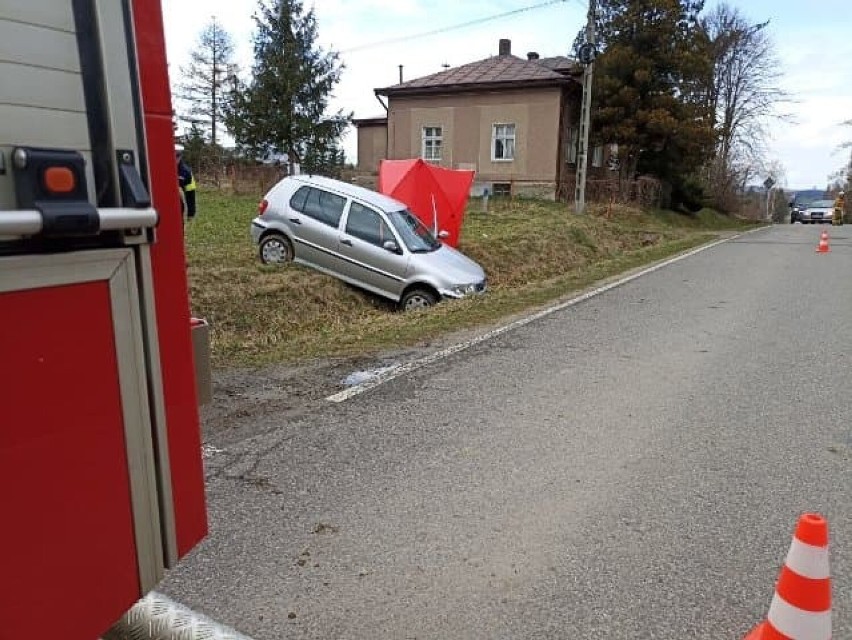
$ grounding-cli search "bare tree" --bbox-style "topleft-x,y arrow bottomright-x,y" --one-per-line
845,147 -> 852,192
176,17 -> 237,147
760,158 -> 787,222
702,4 -> 788,209
834,119 -> 852,190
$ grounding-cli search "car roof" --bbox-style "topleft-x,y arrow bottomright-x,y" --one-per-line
287,174 -> 406,212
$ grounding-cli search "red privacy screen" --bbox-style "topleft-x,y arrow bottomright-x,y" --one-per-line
379,159 -> 475,248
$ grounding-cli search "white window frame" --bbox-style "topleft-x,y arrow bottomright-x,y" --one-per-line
567,127 -> 579,164
491,123 -> 516,162
591,144 -> 604,168
421,126 -> 443,162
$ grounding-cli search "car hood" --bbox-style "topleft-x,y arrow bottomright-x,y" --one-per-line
409,244 -> 485,283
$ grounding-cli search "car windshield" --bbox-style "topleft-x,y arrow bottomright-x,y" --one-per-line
387,209 -> 441,253
810,200 -> 834,208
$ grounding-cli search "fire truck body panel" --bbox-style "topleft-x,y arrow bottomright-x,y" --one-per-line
0,1 -> 208,638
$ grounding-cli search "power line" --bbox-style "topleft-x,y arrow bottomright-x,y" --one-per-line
341,0 -> 569,54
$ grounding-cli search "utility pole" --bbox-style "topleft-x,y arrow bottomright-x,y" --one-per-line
575,0 -> 596,214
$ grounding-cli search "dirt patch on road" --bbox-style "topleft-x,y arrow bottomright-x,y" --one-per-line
201,344 -> 432,448
202,357 -> 361,447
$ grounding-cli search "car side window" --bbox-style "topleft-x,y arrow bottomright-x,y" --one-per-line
289,186 -> 310,212
346,202 -> 393,248
297,187 -> 346,228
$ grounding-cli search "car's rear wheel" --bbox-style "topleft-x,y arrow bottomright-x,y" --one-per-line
399,287 -> 437,311
259,233 -> 293,264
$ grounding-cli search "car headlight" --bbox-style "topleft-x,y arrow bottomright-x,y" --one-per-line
451,284 -> 478,296
447,283 -> 483,297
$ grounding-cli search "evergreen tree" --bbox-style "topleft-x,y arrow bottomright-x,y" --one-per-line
178,123 -> 207,170
226,0 -> 350,176
176,17 -> 237,147
591,0 -> 714,209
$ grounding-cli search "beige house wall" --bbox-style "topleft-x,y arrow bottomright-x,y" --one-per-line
356,124 -> 388,173
387,88 -> 562,187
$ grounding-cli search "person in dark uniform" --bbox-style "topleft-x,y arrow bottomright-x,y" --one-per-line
176,145 -> 197,219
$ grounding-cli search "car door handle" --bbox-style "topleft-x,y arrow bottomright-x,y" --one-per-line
340,238 -> 352,246
289,217 -> 302,224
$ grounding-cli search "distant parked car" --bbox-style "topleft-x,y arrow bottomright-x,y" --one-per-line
798,200 -> 835,224
250,175 -> 486,311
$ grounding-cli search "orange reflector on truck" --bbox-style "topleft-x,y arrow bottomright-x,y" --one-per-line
43,166 -> 76,194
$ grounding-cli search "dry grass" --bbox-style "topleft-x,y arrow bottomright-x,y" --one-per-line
185,192 -> 758,368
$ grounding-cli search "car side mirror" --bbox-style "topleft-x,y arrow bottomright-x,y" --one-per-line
383,240 -> 400,253
437,230 -> 450,239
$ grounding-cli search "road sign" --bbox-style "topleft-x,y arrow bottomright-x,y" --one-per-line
578,42 -> 597,65
764,177 -> 776,190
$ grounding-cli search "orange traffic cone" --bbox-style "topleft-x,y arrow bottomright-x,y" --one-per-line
743,513 -> 831,640
816,233 -> 830,253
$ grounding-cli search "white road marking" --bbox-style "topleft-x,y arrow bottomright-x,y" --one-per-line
326,227 -> 769,404
201,443 -> 226,459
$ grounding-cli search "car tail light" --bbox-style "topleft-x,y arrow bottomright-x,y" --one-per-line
258,198 -> 269,216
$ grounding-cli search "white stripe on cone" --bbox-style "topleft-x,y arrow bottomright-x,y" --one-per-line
785,538 -> 830,580
767,594 -> 831,640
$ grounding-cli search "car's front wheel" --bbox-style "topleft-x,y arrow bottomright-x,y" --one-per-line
399,287 -> 437,311
259,234 -> 294,264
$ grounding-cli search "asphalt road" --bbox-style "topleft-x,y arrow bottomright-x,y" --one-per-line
164,224 -> 852,639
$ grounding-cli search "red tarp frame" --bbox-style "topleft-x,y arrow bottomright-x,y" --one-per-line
378,159 -> 475,248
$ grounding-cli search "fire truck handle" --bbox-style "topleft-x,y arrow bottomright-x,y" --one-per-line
0,207 -> 158,238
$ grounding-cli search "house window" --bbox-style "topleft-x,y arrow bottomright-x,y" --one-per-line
491,183 -> 511,197
607,143 -> 620,171
567,127 -> 579,164
492,124 -> 516,161
422,126 -> 442,162
592,145 -> 604,168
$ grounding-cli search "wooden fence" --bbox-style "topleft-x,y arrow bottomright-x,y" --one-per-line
557,176 -> 663,209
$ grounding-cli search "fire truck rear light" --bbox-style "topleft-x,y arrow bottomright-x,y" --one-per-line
258,198 -> 269,215
43,166 -> 76,194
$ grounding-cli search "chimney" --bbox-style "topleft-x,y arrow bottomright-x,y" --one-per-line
398,64 -> 403,83
498,38 -> 511,56
527,52 -> 539,61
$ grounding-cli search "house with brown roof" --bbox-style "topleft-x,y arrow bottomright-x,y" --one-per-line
353,38 -> 611,200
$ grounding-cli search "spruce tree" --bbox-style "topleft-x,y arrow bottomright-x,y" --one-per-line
226,0 -> 349,176
591,0 -> 714,209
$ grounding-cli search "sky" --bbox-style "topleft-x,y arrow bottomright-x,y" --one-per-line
160,0 -> 852,190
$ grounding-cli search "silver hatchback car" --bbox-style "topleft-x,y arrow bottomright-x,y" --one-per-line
250,175 -> 486,310
799,199 -> 835,224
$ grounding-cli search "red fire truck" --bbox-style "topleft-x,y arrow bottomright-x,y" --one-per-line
0,2 -> 208,639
